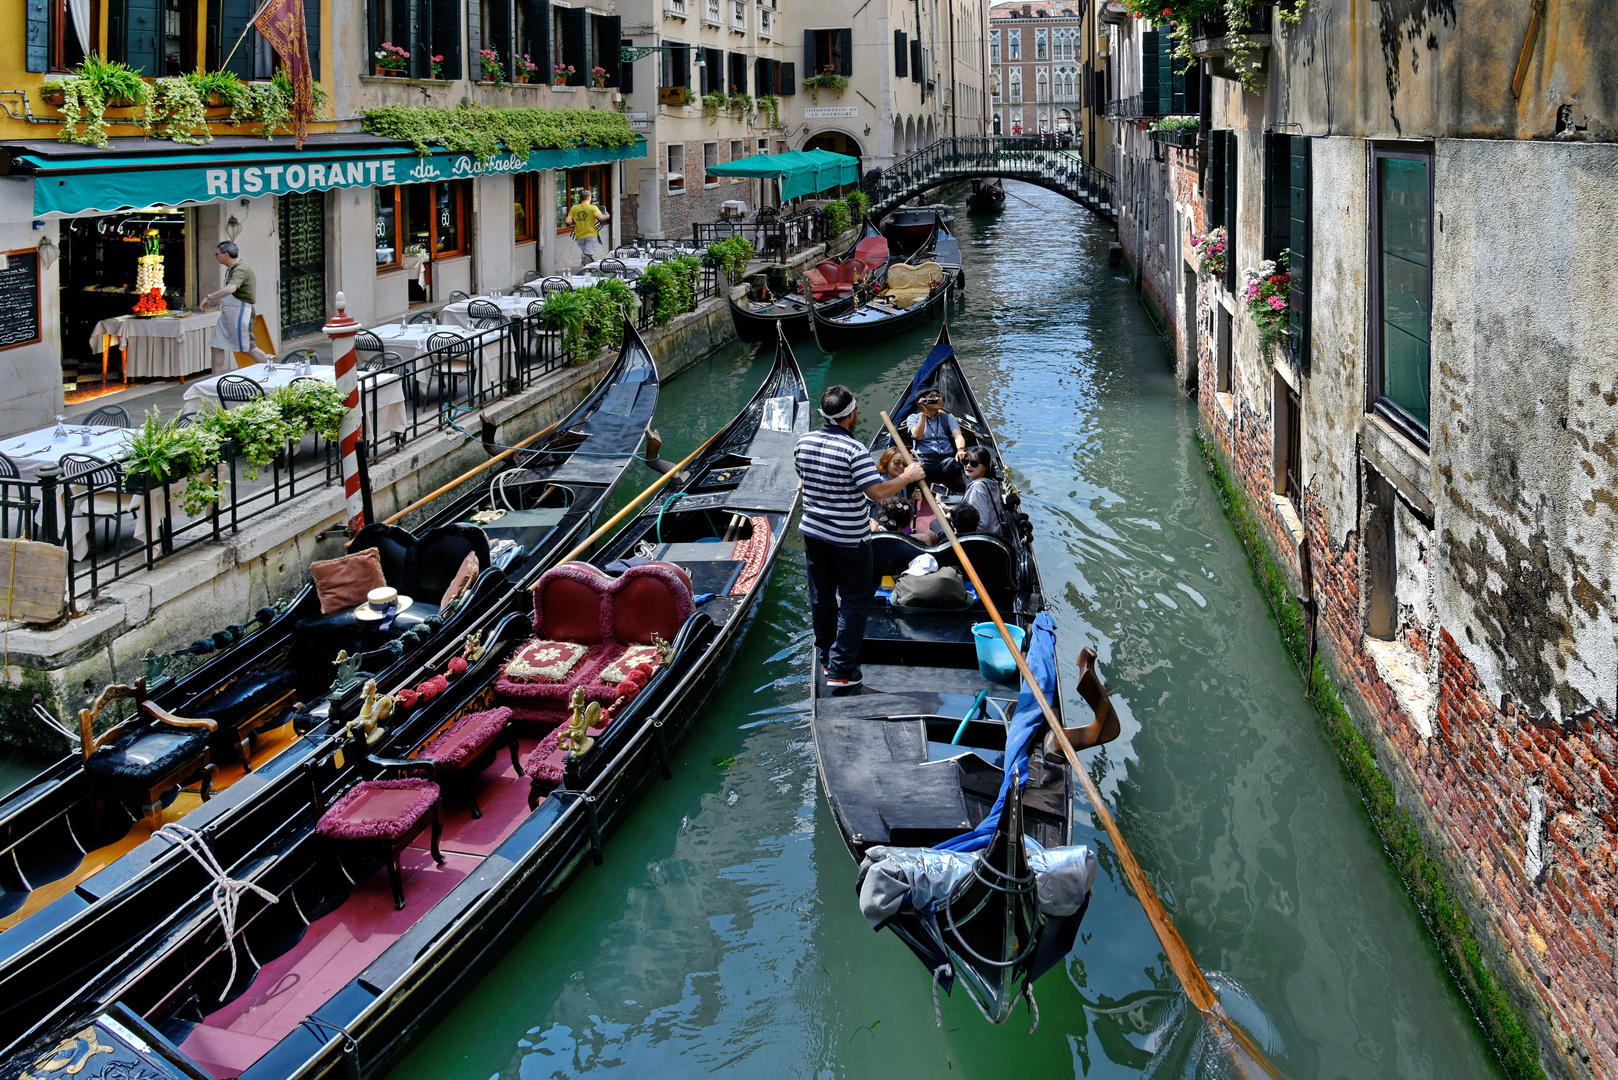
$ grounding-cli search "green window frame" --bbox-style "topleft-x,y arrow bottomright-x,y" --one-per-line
1370,146 -> 1433,443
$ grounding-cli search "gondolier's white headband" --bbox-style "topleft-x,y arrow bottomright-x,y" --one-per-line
820,396 -> 857,420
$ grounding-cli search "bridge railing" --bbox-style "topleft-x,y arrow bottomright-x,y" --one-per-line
864,137 -> 1117,219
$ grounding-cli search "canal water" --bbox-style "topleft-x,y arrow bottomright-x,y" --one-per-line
387,185 -> 1494,1079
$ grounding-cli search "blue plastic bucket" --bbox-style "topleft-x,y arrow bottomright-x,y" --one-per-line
972,622 -> 1026,685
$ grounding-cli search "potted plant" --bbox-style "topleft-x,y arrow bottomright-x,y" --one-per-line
553,63 -> 576,86
702,90 -> 727,122
1149,115 -> 1200,147
591,66 -> 609,88
183,69 -> 244,110
1191,226 -> 1227,278
1241,251 -> 1292,355
429,54 -> 445,79
374,42 -> 409,76
479,49 -> 506,84
726,88 -> 750,116
124,410 -> 226,515
515,54 -> 540,83
802,65 -> 848,102
43,54 -> 148,148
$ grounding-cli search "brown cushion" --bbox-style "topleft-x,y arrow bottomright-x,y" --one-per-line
439,551 -> 481,613
310,547 -> 387,615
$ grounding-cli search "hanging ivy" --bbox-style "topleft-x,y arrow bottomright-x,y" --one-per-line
147,77 -> 211,145
755,94 -> 780,129
362,105 -> 638,161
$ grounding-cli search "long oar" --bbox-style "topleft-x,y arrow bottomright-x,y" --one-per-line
878,412 -> 1283,1080
381,418 -> 567,527
554,428 -> 725,569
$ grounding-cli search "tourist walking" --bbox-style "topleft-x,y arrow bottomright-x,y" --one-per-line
794,385 -> 923,689
201,241 -> 270,374
565,192 -> 609,265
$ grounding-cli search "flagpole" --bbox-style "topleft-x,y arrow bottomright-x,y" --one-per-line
220,0 -> 278,74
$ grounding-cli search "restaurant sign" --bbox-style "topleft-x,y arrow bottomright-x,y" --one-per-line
23,140 -> 647,218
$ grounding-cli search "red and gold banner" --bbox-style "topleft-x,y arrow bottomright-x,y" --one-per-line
253,0 -> 314,148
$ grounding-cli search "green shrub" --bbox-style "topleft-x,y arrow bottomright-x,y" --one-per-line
844,188 -> 870,224
362,104 -> 637,161
707,235 -> 753,280
823,200 -> 850,238
642,256 -> 700,326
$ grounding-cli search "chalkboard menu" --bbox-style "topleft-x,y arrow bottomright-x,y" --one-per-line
0,251 -> 41,351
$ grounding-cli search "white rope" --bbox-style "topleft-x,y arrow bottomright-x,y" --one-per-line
1024,981 -> 1040,1034
156,824 -> 278,999
931,963 -> 953,1027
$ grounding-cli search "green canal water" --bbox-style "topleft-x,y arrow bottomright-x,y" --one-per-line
388,185 -> 1501,1080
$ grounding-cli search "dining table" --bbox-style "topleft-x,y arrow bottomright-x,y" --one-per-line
182,363 -> 411,440
355,322 -> 509,395
0,422 -> 143,560
89,310 -> 222,380
437,293 -> 547,329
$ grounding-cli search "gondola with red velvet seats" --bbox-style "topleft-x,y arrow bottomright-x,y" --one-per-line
725,218 -> 886,342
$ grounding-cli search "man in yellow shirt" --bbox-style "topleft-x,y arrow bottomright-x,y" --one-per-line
564,191 -> 609,265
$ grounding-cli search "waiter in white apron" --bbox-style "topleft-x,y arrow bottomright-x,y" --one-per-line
201,240 -> 272,374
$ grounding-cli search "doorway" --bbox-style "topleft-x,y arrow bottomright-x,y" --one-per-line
278,190 -> 327,340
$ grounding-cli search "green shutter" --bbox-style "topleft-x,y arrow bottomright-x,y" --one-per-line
1208,126 -> 1224,229
781,60 -> 795,95
894,30 -> 907,78
910,39 -> 921,83
1289,135 -> 1312,369
598,15 -> 620,86
304,0 -> 321,81
430,0 -> 462,79
122,0 -> 164,75
560,8 -> 586,80
1141,28 -> 1160,116
26,0 -> 48,73
804,29 -> 816,75
1224,129 -> 1238,291
518,0 -> 550,79
838,27 -> 852,76
1263,131 -> 1290,261
214,0 -> 255,78
480,0 -> 511,80
618,36 -> 633,92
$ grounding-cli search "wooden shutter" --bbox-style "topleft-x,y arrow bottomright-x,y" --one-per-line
804,29 -> 815,74
120,0 -> 163,75
894,29 -> 907,77
755,56 -> 768,95
698,46 -> 719,94
26,0 -> 47,72
618,36 -> 632,91
1223,129 -> 1238,291
838,27 -> 852,75
781,60 -> 795,95
674,42 -> 690,87
1141,29 -> 1161,115
560,8 -> 587,79
728,50 -> 746,94
518,0 -> 550,79
1262,131 -> 1291,261
597,15 -> 620,85
1182,59 -> 1200,114
910,39 -> 921,83
480,0 -> 510,80
430,0 -> 462,79
209,0 -> 254,77
304,0 -> 321,80
1208,127 -> 1225,230
1289,135 -> 1312,370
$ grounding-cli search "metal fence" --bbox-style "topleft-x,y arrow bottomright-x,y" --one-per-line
691,206 -> 831,263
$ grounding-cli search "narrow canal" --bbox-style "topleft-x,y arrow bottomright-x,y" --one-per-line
389,186 -> 1501,1079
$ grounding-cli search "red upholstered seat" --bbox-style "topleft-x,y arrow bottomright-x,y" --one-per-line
854,237 -> 889,264
838,261 -> 866,284
418,706 -> 520,819
317,778 -> 439,841
816,261 -> 840,279
533,561 -> 613,643
804,267 -> 837,301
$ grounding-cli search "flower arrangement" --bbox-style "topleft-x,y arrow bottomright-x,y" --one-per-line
553,62 -> 576,86
1192,226 -> 1227,278
515,54 -> 539,82
480,49 -> 506,84
1242,251 -> 1292,355
591,66 -> 609,87
803,65 -> 848,102
1115,0 -> 1305,93
430,54 -> 445,79
375,42 -> 409,74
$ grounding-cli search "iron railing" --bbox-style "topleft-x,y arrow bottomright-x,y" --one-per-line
864,136 -> 1115,222
692,206 -> 832,263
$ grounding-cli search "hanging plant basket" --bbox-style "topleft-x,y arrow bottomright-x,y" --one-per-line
40,86 -> 141,109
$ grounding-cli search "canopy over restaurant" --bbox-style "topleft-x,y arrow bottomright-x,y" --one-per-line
703,149 -> 859,201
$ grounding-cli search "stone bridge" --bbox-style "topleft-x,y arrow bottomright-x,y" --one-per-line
862,137 -> 1117,223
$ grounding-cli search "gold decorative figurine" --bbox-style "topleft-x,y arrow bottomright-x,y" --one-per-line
557,686 -> 599,757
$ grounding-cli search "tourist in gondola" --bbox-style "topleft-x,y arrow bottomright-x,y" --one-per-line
872,494 -> 937,545
906,387 -> 967,486
795,385 -> 924,689
959,446 -> 1003,535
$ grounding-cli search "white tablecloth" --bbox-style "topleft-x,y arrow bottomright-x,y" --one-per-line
0,423 -> 144,560
438,294 -> 546,328
182,364 -> 410,440
90,311 -> 221,379
357,325 -> 507,391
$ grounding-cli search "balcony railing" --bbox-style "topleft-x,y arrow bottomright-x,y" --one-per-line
1104,93 -> 1161,120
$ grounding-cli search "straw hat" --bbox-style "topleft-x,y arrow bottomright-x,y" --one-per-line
354,586 -> 414,621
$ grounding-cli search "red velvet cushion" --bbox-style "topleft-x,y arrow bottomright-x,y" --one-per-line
316,778 -> 438,841
612,562 -> 694,645
422,706 -> 510,771
532,562 -> 612,643
439,551 -> 481,613
309,547 -> 387,615
816,261 -> 839,279
838,261 -> 866,284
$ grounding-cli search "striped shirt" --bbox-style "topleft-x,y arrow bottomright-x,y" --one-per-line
795,423 -> 882,546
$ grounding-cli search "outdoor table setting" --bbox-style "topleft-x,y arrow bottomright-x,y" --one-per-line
89,309 -> 222,380
437,293 -> 547,328
182,362 -> 410,440
0,420 -> 143,560
356,321 -> 508,395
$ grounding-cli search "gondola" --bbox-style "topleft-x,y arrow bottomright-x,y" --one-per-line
966,178 -> 1006,213
0,329 -> 808,1080
810,325 -> 1101,1024
724,218 -> 886,343
807,222 -> 952,352
883,203 -> 956,253
0,323 -> 658,1033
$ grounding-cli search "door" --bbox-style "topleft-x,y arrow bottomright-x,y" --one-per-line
278,189 -> 327,338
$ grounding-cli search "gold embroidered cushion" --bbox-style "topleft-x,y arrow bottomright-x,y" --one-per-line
597,645 -> 662,685
503,640 -> 589,683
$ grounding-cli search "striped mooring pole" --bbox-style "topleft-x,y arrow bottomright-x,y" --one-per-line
322,291 -> 366,531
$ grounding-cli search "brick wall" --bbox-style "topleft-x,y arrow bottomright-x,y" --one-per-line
1192,291 -> 1618,1079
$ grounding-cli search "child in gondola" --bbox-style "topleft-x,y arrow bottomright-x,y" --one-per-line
872,495 -> 937,546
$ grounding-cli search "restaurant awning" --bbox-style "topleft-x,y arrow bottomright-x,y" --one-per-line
4,133 -> 647,218
704,149 -> 859,200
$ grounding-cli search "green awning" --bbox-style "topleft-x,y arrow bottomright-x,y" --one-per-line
17,136 -> 647,218
704,149 -> 858,200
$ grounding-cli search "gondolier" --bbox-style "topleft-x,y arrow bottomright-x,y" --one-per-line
200,241 -> 271,374
795,385 -> 923,689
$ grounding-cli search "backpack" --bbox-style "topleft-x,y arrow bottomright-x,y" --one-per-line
891,566 -> 969,609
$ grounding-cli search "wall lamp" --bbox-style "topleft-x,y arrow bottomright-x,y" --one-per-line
38,234 -> 58,269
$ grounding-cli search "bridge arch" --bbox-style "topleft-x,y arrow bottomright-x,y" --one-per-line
865,136 -> 1117,223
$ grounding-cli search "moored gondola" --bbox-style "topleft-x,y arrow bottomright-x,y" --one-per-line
0,322 -> 658,1033
883,203 -> 956,253
966,178 -> 1007,213
0,329 -> 809,1080
724,218 -> 887,343
810,325 -> 1104,1024
807,222 -> 952,352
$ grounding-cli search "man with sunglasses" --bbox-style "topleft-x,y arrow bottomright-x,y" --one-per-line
906,389 -> 966,486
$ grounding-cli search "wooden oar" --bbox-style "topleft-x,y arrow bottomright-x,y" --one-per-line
877,412 -> 1284,1080
380,418 -> 567,527
553,428 -> 726,570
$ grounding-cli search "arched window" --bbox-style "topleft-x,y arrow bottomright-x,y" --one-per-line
1035,28 -> 1048,59
1036,69 -> 1049,102
1008,70 -> 1022,102
1008,29 -> 1020,59
989,29 -> 999,63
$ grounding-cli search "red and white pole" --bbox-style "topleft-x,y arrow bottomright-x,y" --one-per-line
323,291 -> 366,530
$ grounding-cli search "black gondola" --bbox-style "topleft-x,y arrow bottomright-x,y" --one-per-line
0,324 -> 658,1026
807,222 -> 952,352
883,203 -> 956,253
0,329 -> 809,1080
810,325 -> 1100,1024
966,178 -> 1007,213
724,218 -> 886,343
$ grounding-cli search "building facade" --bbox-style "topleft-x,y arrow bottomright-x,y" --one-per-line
988,1 -> 1082,139
0,0 -> 643,439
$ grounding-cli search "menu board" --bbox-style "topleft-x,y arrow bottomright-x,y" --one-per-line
0,251 -> 41,350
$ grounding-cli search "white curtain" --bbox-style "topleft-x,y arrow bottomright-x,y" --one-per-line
68,0 -> 91,58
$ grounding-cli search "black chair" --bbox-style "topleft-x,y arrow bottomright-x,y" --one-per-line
281,348 -> 320,367
406,312 -> 437,325
522,270 -> 542,283
0,452 -> 35,539
216,374 -> 264,408
427,332 -> 477,406
513,285 -> 539,298
541,277 -> 573,296
473,316 -> 506,331
597,258 -> 630,279
173,412 -> 197,429
59,453 -> 142,551
363,350 -> 404,372
466,299 -> 501,322
650,249 -> 674,262
612,246 -> 641,259
448,290 -> 471,302
356,330 -> 383,354
81,404 -> 131,428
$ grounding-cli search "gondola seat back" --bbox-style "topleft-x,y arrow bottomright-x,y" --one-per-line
349,523 -> 492,607
854,237 -> 890,266
936,535 -> 1017,611
78,678 -> 218,824
871,531 -> 929,582
803,267 -> 837,301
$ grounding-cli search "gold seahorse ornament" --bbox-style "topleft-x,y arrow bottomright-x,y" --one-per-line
557,686 -> 599,757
